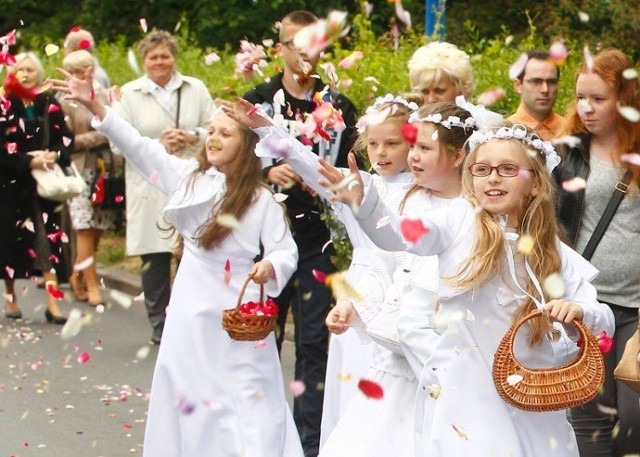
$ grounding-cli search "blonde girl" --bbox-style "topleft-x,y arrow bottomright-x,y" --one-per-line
53,69 -> 303,457
320,119 -> 615,456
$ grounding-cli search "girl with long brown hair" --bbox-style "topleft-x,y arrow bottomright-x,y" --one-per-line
318,117 -> 615,456
53,69 -> 303,457
556,48 -> 640,456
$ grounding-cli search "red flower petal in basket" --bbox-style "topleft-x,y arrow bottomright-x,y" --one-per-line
358,378 -> 384,400
312,269 -> 328,283
399,217 -> 429,243
400,123 -> 418,145
597,331 -> 613,354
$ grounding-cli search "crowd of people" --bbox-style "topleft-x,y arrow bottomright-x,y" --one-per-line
1,8 -> 639,457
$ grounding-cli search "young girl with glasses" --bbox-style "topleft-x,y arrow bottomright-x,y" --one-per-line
318,118 -> 615,456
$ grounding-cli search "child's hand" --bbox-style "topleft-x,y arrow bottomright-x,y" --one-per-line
250,260 -> 275,284
325,300 -> 357,334
318,152 -> 364,207
267,163 -> 301,187
543,299 -> 584,324
50,67 -> 107,120
219,97 -> 270,129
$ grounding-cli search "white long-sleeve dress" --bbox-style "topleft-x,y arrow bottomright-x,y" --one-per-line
253,125 -> 414,446
352,187 -> 616,457
93,109 -> 303,457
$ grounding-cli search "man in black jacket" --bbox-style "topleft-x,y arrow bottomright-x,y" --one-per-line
244,10 -> 357,457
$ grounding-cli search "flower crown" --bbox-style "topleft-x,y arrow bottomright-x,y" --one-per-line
468,124 -> 561,173
408,111 -> 476,130
370,93 -> 419,112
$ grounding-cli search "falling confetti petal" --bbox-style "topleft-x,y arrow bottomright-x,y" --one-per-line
549,42 -> 569,66
139,18 -> 148,33
312,269 -> 328,283
542,273 -> 565,299
552,135 -> 582,149
452,424 -> 468,440
149,171 -> 159,184
177,397 -> 196,415
400,123 -> 418,145
358,378 -> 384,399
216,214 -> 242,231
431,130 -> 439,141
562,177 -> 587,192
509,53 -> 529,80
577,11 -> 590,23
289,380 -> 306,397
517,235 -> 534,255
376,216 -> 390,229
597,331 -> 613,354
338,51 -> 364,69
465,309 -> 475,322
622,68 -> 638,80
617,104 -> 640,122
61,309 -> 84,340
44,44 -> 59,56
110,290 -> 133,309
254,340 -> 267,349
477,87 -> 506,106
224,259 -> 231,285
326,271 -> 363,302
429,384 -> 441,399
127,49 -> 141,75
621,153 -> 640,166
274,193 -> 288,203
507,374 -> 524,386
596,404 -> 617,416
77,352 -> 90,364
273,88 -> 286,107
204,52 -> 220,65
583,46 -> 594,72
136,345 -> 151,360
399,217 -> 428,243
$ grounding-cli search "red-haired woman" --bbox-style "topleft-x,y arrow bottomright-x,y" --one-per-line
555,48 -> 640,456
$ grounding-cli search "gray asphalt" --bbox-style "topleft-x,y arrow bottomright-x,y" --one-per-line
0,280 -> 295,457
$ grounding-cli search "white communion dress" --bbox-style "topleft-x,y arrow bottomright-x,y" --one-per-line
93,108 -> 303,457
353,186 -> 615,457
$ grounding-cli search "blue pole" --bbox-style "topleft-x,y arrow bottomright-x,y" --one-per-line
425,0 -> 446,39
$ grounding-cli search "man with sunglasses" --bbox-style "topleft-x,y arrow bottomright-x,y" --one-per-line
508,50 -> 564,140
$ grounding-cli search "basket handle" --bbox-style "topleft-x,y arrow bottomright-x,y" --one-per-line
235,273 -> 265,310
507,309 -> 589,359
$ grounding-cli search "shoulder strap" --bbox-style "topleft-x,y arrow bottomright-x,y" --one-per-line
175,87 -> 182,128
582,169 -> 633,260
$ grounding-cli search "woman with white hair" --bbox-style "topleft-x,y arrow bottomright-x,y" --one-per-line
408,42 -> 475,104
0,52 -> 73,324
59,50 -> 114,307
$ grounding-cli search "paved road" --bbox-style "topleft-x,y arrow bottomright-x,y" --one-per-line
0,280 -> 295,457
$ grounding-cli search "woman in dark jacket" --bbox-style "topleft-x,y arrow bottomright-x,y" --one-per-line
1,52 -> 72,324
554,48 -> 640,457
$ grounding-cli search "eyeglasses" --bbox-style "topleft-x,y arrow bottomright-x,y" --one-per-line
524,78 -> 559,87
468,163 -> 534,178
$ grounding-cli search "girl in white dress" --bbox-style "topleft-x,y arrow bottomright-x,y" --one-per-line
53,69 -> 303,457
225,94 -> 419,446
319,118 -> 616,457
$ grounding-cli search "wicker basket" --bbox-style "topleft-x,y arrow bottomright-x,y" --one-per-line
222,274 -> 277,341
493,309 -> 604,412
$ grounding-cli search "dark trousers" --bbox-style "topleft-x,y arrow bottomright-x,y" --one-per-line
273,248 -> 335,457
140,252 -> 173,339
571,303 -> 640,456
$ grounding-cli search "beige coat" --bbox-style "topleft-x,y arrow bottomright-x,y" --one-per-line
113,73 -> 216,256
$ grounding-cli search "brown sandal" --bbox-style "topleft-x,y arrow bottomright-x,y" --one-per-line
69,273 -> 88,302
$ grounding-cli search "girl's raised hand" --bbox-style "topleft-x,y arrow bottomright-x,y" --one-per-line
219,97 -> 270,129
50,67 -> 107,120
543,299 -> 584,324
318,152 -> 364,207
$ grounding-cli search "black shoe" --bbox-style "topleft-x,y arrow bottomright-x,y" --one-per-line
5,311 -> 23,319
45,310 -> 67,325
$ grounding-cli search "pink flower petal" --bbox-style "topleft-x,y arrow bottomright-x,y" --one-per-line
509,53 -> 529,80
77,352 -> 90,364
289,380 -> 306,397
399,217 -> 428,243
